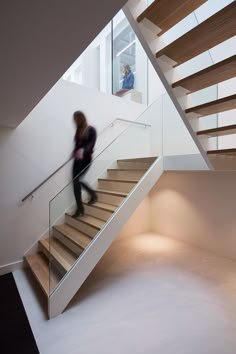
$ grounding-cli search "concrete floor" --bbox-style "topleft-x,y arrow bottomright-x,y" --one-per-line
14,232 -> 236,354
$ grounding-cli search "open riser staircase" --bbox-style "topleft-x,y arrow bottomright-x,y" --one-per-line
124,0 -> 236,170
26,156 -> 163,317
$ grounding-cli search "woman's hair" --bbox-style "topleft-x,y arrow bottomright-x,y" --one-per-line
123,64 -> 131,73
73,111 -> 88,139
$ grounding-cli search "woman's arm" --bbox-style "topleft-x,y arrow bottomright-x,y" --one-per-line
81,126 -> 97,159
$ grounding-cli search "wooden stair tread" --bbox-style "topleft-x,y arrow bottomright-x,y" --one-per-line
40,238 -> 76,272
156,2 -> 236,66
76,214 -> 105,229
207,148 -> 236,156
96,189 -> 128,197
197,124 -> 236,137
137,0 -> 206,36
84,201 -> 117,212
172,55 -> 236,92
98,178 -> 139,183
54,224 -> 92,249
117,157 -> 156,163
25,252 -> 59,296
108,168 -> 147,171
65,213 -> 105,230
185,94 -> 236,117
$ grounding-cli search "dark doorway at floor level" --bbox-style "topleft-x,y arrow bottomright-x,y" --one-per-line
0,273 -> 39,354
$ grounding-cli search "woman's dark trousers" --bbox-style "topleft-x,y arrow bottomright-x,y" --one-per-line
72,159 -> 95,213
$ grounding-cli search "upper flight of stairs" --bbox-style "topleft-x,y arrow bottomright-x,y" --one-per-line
124,0 -> 236,170
137,0 -> 207,36
25,156 -> 161,316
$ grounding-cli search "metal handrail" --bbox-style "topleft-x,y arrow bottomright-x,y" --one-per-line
115,118 -> 151,127
21,158 -> 72,202
21,117 -> 151,202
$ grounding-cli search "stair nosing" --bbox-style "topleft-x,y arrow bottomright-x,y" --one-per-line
107,168 -> 147,171
96,189 -> 128,197
98,178 -> 139,183
117,157 -> 156,163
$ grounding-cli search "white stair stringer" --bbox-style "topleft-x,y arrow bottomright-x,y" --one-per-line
48,157 -> 163,318
123,0 -> 213,170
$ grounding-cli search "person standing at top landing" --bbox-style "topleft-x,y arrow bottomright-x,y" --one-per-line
71,111 -> 97,218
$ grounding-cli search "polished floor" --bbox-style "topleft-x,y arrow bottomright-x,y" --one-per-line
14,233 -> 236,354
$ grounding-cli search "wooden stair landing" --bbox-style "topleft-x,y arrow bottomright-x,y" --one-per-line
197,124 -> 236,138
137,0 -> 206,36
185,94 -> 236,117
156,2 -> 236,66
172,55 -> 236,92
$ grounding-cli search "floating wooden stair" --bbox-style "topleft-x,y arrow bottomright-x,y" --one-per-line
207,148 -> 236,156
185,94 -> 236,117
137,0 -> 207,36
156,2 -> 236,66
172,55 -> 236,93
197,124 -> 236,138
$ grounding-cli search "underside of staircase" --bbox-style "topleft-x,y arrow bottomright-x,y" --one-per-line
0,0 -> 127,128
124,0 -> 236,170
25,157 -> 163,317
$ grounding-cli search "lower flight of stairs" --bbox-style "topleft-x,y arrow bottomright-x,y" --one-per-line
25,157 -> 156,299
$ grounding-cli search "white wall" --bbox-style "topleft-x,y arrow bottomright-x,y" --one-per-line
0,80 -> 146,272
150,171 -> 236,261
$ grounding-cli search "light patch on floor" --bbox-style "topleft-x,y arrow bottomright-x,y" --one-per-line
14,233 -> 236,354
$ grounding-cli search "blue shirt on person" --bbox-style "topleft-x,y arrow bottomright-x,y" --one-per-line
122,71 -> 134,90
